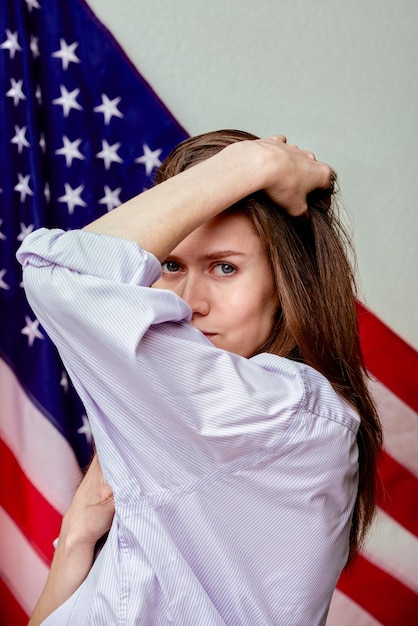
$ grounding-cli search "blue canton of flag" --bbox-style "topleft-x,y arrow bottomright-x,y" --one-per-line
0,0 -> 187,621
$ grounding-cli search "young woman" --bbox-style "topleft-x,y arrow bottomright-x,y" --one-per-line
18,131 -> 382,625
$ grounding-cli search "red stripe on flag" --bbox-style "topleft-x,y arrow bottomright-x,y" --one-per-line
0,439 -> 62,565
0,577 -> 29,626
337,554 -> 418,626
357,302 -> 418,413
377,450 -> 418,537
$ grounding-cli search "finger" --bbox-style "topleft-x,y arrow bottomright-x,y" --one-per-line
286,145 -> 316,160
302,150 -> 316,161
317,163 -> 333,189
267,134 -> 287,143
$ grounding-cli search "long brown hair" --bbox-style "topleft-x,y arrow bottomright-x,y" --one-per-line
155,129 -> 383,565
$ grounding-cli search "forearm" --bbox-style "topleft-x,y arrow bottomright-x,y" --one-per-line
83,136 -> 331,261
28,455 -> 114,625
28,531 -> 95,625
83,141 -> 265,261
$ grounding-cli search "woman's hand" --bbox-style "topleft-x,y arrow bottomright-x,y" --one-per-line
252,135 -> 333,217
28,455 -> 114,626
60,453 -> 114,550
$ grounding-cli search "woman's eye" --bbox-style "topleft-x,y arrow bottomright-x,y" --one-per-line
213,263 -> 236,276
161,260 -> 180,273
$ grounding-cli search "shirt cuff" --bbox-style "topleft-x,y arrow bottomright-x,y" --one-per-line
17,228 -> 162,287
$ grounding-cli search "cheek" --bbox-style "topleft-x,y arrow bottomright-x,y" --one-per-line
251,291 -> 279,343
152,277 -> 163,289
228,279 -> 278,327
152,277 -> 176,293
263,276 -> 280,316
255,282 -> 279,321
235,297 -> 277,337
263,293 -> 280,326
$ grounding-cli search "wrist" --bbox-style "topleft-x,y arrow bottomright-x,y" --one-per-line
59,509 -> 100,552
221,140 -> 269,196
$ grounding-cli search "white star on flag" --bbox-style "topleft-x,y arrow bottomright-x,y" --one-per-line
55,136 -> 85,167
0,30 -> 22,59
58,183 -> 87,214
52,39 -> 80,70
0,269 -> 10,290
11,125 -> 30,153
60,371 -> 69,393
39,133 -> 46,152
52,85 -> 82,117
30,36 -> 40,58
21,315 -> 44,346
99,185 -> 122,212
44,182 -> 51,203
24,0 -> 41,11
35,85 -> 42,105
77,415 -> 93,444
17,223 -> 35,242
135,144 -> 162,176
0,219 -> 6,241
6,78 -> 26,106
94,94 -> 124,125
96,139 -> 123,170
14,174 -> 34,202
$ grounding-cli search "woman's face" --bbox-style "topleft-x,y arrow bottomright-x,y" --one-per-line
153,212 -> 278,357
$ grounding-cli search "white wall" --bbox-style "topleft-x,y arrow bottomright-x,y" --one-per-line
87,0 -> 418,349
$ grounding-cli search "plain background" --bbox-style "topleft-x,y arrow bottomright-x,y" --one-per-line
86,0 -> 418,349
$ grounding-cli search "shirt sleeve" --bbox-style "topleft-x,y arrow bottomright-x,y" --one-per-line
17,228 -> 309,499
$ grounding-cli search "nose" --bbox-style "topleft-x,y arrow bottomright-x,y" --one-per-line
180,274 -> 210,317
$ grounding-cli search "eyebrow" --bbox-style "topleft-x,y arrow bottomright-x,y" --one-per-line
201,250 -> 246,261
167,250 -> 247,262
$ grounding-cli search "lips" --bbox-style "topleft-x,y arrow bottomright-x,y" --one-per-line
198,331 -> 217,341
191,326 -> 217,340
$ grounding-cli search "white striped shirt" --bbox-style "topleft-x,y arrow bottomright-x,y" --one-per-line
18,228 -> 360,626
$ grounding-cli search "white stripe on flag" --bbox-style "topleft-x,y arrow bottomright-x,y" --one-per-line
0,357 -> 82,514
369,378 -> 418,478
363,508 -> 418,594
326,589 -> 383,626
0,506 -> 49,616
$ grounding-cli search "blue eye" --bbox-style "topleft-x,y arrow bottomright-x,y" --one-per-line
161,260 -> 180,273
213,263 -> 236,276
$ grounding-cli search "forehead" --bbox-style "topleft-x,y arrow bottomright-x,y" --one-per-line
170,212 -> 263,260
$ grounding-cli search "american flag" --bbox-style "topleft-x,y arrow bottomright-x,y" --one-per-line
327,303 -> 418,625
0,0 -> 186,622
0,1 -> 417,624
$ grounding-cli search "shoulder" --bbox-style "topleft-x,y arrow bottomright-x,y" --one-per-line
251,353 -> 360,435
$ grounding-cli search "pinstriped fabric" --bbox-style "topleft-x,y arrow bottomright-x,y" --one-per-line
17,229 -> 360,626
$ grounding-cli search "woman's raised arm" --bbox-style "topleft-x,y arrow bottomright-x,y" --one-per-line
83,136 -> 331,261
